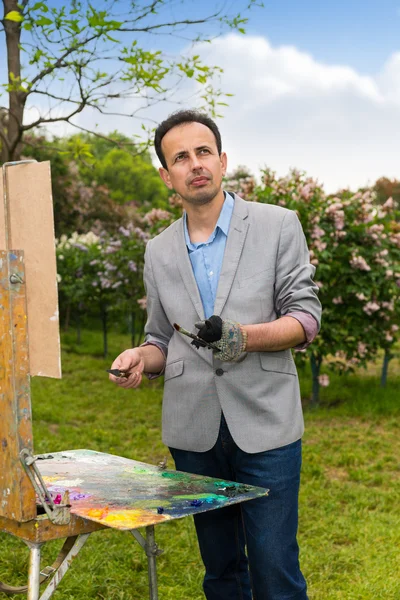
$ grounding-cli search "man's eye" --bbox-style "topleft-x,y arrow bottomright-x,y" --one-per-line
175,154 -> 185,162
199,149 -> 210,154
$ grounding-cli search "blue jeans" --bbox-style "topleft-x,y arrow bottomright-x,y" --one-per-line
170,414 -> 308,600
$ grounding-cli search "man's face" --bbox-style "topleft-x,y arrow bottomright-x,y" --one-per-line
159,122 -> 227,206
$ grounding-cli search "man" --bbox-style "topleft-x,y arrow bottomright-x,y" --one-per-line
110,110 -> 321,600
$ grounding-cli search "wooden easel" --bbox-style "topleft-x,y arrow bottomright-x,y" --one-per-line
0,162 -> 268,600
0,161 -> 105,599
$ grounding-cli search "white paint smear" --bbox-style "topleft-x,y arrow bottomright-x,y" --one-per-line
54,478 -> 84,487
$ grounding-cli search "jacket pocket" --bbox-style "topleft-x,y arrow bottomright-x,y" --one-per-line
164,359 -> 184,381
259,352 -> 297,376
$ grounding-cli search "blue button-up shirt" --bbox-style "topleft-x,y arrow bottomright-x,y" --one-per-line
183,193 -> 234,319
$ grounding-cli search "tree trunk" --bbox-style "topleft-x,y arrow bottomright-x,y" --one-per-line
101,303 -> 108,358
64,301 -> 71,331
310,353 -> 322,408
2,0 -> 27,162
76,310 -> 81,345
380,348 -> 392,387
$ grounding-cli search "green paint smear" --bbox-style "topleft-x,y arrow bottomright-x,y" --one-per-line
131,499 -> 172,510
173,493 -> 228,502
161,471 -> 192,482
213,481 -> 240,488
132,467 -> 154,474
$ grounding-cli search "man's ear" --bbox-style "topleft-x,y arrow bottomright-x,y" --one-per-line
159,167 -> 173,189
220,151 -> 227,177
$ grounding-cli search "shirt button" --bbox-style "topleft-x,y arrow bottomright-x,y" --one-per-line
215,368 -> 224,376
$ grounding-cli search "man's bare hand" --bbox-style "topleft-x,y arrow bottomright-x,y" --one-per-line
109,348 -> 145,389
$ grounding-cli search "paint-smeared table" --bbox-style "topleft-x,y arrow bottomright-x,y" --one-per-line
37,449 -> 268,529
30,449 -> 269,600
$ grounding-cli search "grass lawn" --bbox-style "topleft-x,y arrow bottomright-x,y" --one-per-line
0,329 -> 399,599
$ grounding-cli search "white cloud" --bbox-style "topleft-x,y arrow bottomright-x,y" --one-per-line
195,34 -> 400,192
31,33 -> 400,192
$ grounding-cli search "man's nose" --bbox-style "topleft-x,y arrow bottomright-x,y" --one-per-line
189,153 -> 202,171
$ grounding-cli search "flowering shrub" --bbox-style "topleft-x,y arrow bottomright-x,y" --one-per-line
251,169 -> 400,403
56,225 -> 149,353
56,169 -> 399,397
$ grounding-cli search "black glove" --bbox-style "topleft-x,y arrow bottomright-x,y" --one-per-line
195,315 -> 247,362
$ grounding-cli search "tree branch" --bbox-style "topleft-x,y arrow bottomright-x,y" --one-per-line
22,97 -> 88,131
29,33 -> 103,88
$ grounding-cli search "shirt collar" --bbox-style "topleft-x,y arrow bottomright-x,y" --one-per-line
183,192 -> 234,249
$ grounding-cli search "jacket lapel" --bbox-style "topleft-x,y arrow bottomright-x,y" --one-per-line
173,220 -> 205,321
214,195 -> 249,316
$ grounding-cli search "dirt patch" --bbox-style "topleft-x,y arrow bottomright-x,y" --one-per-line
324,467 -> 348,481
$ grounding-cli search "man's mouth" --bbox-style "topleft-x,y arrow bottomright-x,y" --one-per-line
190,176 -> 210,186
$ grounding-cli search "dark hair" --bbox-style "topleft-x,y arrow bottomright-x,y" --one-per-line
154,109 -> 222,169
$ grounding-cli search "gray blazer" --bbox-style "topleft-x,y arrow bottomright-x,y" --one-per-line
143,194 -> 321,453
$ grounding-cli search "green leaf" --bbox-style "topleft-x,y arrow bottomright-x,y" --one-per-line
5,10 -> 24,22
35,16 -> 53,26
32,2 -> 48,12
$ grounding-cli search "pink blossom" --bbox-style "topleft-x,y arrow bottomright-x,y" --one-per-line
311,226 -> 325,239
381,301 -> 394,311
386,270 -> 393,278
144,208 -> 172,225
318,374 -> 330,387
299,184 -> 312,200
128,260 -> 137,272
357,342 -> 367,357
350,254 -> 371,271
313,240 -> 327,252
374,257 -> 389,267
119,226 -> 131,237
332,297 -> 343,304
363,301 -> 380,315
390,232 -> 400,248
391,324 -> 399,332
169,193 -> 183,208
385,333 -> 393,342
350,357 -> 360,366
382,196 -> 394,211
355,292 -> 367,301
137,296 -> 147,310
315,281 -> 323,288
368,224 -> 384,234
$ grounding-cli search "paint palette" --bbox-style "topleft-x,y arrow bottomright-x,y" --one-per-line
37,450 -> 269,530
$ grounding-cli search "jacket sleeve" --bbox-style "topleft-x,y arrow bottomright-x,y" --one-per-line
142,240 -> 174,355
273,209 -> 322,332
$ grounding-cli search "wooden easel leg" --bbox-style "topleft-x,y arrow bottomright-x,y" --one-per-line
26,542 -> 42,600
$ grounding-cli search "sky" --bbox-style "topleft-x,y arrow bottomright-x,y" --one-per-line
15,0 -> 400,191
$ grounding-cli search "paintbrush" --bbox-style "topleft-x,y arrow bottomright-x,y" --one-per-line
106,368 -> 128,378
173,323 -> 219,350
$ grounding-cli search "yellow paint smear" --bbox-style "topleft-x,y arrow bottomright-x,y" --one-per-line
79,507 -> 170,529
